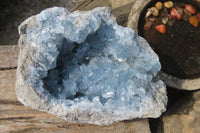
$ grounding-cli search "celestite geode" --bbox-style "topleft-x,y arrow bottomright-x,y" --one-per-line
15,7 -> 167,125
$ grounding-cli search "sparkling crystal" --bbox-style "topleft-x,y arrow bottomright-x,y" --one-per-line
16,7 -> 167,125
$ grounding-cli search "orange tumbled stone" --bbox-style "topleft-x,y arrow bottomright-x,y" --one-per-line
189,16 -> 199,27
185,4 -> 196,15
197,13 -> 200,22
155,24 -> 167,34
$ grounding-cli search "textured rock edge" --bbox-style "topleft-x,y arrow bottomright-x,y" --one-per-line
127,0 -> 200,90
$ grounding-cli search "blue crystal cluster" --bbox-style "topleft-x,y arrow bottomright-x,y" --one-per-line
17,7 -> 167,125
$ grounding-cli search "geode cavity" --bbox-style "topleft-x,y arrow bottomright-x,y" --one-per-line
15,7 -> 167,125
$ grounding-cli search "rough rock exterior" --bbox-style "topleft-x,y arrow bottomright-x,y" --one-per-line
15,7 -> 167,125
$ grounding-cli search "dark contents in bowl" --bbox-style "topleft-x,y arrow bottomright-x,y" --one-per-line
138,0 -> 200,79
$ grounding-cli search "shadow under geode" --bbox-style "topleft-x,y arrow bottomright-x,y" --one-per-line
149,87 -> 195,133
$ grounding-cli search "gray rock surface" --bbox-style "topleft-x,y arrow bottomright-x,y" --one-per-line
156,90 -> 200,133
108,0 -> 136,9
159,72 -> 200,90
15,7 -> 167,125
